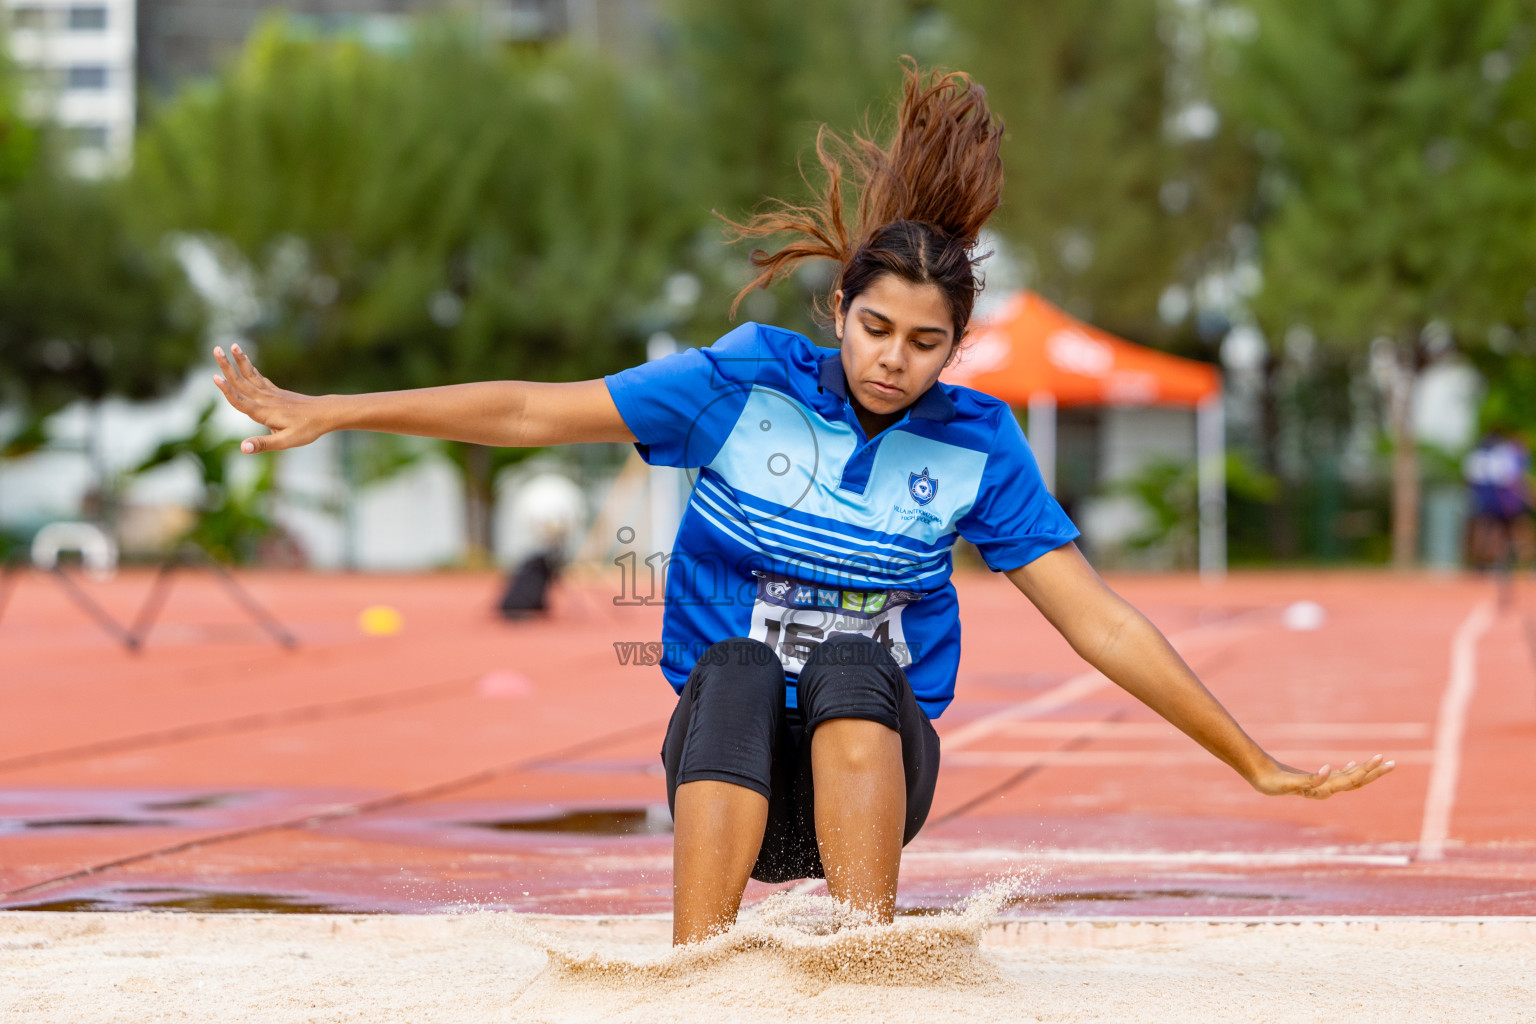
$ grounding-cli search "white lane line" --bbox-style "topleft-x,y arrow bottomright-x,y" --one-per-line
939,669 -> 1108,751
1417,599 -> 1497,862
1260,722 -> 1431,739
993,721 -> 1431,740
947,750 -> 1434,768
940,611 -> 1268,752
903,848 -> 1412,867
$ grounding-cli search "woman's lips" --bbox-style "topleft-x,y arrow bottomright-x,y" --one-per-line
867,380 -> 902,397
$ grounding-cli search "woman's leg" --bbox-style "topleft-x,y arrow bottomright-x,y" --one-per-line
662,637 -> 786,944
796,633 -> 940,924
809,718 -> 905,921
672,781 -> 768,944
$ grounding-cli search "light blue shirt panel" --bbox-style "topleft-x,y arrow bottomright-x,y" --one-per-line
707,386 -> 988,553
705,386 -> 854,521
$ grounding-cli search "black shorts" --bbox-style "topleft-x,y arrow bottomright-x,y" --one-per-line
661,633 -> 941,884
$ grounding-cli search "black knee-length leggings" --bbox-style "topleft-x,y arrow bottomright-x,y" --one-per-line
661,633 -> 941,884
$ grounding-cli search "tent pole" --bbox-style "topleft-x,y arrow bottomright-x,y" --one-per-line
1027,392 -> 1058,493
1197,392 -> 1226,579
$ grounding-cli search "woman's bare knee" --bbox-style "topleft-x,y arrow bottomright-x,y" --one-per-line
812,718 -> 902,775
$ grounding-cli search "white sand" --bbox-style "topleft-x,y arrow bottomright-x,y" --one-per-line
2,902 -> 1532,1023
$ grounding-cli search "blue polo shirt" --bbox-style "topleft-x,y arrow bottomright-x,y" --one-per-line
604,321 -> 1078,718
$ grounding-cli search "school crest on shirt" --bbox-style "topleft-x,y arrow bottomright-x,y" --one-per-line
908,467 -> 938,506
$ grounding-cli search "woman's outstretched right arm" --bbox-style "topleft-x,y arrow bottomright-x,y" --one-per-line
212,344 -> 638,454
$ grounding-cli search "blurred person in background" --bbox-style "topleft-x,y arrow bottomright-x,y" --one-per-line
1463,425 -> 1533,595
497,520 -> 567,620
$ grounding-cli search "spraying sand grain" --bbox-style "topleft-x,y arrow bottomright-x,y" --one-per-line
527,876 -> 1032,991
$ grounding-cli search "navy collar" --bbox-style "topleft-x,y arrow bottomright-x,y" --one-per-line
818,352 -> 956,423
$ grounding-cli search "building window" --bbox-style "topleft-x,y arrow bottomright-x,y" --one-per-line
68,6 -> 108,30
66,66 -> 110,91
68,125 -> 110,151
10,6 -> 52,30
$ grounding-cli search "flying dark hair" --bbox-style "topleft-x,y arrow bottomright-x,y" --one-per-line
725,58 -> 1005,344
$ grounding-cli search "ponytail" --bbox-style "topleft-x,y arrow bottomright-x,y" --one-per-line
726,58 -> 1005,340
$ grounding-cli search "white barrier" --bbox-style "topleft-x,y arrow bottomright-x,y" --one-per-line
30,522 -> 118,580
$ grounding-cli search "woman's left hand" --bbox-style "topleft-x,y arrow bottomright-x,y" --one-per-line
1247,754 -> 1395,799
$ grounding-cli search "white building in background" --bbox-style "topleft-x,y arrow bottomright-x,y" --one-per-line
2,0 -> 136,175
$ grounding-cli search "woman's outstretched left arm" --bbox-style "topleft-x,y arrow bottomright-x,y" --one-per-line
1004,543 -> 1394,799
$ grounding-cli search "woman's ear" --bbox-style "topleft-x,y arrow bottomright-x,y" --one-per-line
832,289 -> 845,341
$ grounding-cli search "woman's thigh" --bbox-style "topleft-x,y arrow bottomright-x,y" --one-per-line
662,637 -> 787,811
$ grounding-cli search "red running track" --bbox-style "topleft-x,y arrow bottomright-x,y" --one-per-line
1,567 -> 1533,917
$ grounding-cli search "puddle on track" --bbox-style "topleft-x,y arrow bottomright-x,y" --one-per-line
0,790 -> 259,835
139,792 -> 246,812
8,887 -> 353,914
461,806 -> 673,836
14,816 -> 176,830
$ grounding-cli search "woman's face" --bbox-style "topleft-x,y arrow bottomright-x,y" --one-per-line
834,274 -> 957,424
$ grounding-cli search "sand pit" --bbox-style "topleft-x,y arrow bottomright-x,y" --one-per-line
2,903 -> 1532,1023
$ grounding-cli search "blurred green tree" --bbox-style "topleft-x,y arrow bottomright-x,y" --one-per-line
1216,0 -> 1536,566
667,0 -> 907,216
0,36 -> 205,550
666,1 -> 1261,353
0,42 -> 201,425
0,48 -> 35,201
0,163 -> 205,416
937,0 -> 1256,349
132,19 -> 698,563
662,0 -> 910,343
666,0 -> 1259,351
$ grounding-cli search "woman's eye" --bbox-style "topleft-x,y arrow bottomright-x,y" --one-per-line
864,327 -> 888,337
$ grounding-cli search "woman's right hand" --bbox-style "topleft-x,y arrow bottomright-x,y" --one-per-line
1246,753 -> 1395,800
212,344 -> 332,454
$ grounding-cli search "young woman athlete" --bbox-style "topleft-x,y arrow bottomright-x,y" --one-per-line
211,64 -> 1394,946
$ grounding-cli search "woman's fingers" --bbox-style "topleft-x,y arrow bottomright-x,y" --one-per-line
211,345 -> 326,454
1353,755 -> 1396,789
213,365 -> 271,424
211,372 -> 244,410
1300,764 -> 1330,799
213,348 -> 259,406
214,345 -> 271,393
213,346 -> 240,385
209,345 -> 330,455
242,432 -> 279,455
1305,755 -> 1395,799
230,343 -> 267,385
1258,754 -> 1395,800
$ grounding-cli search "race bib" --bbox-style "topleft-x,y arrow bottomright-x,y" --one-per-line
747,572 -> 921,676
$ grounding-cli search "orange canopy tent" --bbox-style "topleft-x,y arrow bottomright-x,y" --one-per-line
942,291 -> 1227,576
942,290 -> 1220,407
